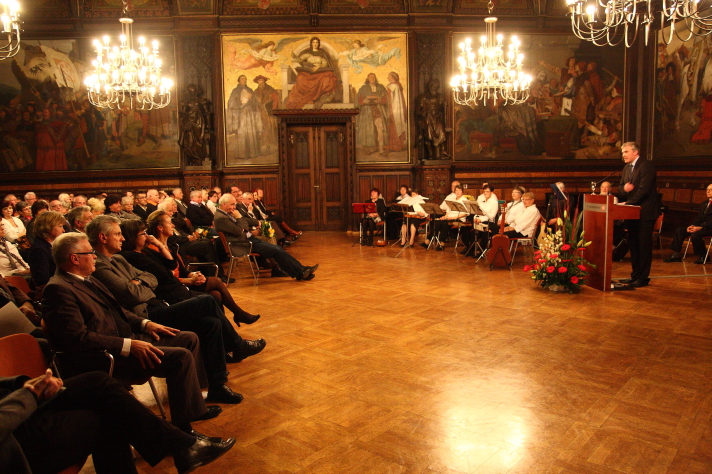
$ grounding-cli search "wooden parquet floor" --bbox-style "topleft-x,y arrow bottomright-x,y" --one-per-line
123,232 -> 712,474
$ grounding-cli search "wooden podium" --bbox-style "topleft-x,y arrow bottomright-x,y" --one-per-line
583,195 -> 640,291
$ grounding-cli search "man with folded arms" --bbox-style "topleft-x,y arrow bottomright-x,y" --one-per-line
86,216 -> 264,393
42,233 -> 229,436
1,369 -> 234,474
214,194 -> 318,281
664,183 -> 712,264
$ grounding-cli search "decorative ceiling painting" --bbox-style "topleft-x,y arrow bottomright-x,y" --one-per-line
222,0 -> 308,14
321,0 -> 406,14
83,0 -> 172,17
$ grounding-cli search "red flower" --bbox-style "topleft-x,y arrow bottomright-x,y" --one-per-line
550,253 -> 558,259
523,265 -> 531,272
558,266 -> 568,273
538,259 -> 546,264
546,266 -> 555,273
577,264 -> 586,271
534,250 -> 542,256
561,244 -> 571,251
570,276 -> 579,284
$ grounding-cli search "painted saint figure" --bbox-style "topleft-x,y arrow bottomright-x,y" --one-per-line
285,37 -> 340,109
227,75 -> 263,159
386,71 -> 407,152
356,73 -> 389,157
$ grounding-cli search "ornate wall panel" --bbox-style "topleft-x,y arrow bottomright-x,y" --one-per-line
23,0 -> 72,18
321,0 -> 406,14
83,0 -> 172,17
453,0 -> 534,15
222,0 -> 308,15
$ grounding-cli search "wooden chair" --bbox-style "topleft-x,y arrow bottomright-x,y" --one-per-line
217,231 -> 259,286
0,333 -> 86,474
652,212 -> 665,258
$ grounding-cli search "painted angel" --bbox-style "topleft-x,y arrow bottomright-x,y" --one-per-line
226,36 -> 306,75
334,37 -> 402,74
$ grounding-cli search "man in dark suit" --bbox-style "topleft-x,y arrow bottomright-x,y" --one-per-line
664,183 -> 712,264
173,187 -> 188,219
617,142 -> 660,287
186,190 -> 214,228
42,232 -> 220,431
1,370 -> 234,474
134,192 -> 150,221
254,188 -> 302,239
214,194 -> 318,280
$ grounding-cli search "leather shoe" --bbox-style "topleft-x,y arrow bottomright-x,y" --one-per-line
271,267 -> 290,277
303,273 -> 315,281
299,264 -> 318,280
630,279 -> 650,288
233,338 -> 266,362
174,437 -> 236,474
617,278 -> 635,284
206,384 -> 244,404
233,313 -> 260,327
663,255 -> 682,263
186,429 -> 223,444
291,231 -> 303,240
192,405 -> 222,421
694,257 -> 707,264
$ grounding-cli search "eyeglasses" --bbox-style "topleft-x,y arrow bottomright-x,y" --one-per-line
74,250 -> 96,256
138,231 -> 148,236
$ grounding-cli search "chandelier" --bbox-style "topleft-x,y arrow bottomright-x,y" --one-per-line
450,2 -> 532,107
0,0 -> 21,61
84,0 -> 172,110
566,0 -> 712,47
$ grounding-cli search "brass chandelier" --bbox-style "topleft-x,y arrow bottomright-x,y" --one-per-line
0,0 -> 21,61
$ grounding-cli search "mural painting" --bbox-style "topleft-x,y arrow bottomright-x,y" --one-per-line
221,33 -> 408,165
452,34 -> 625,161
0,39 -> 179,173
653,31 -> 712,159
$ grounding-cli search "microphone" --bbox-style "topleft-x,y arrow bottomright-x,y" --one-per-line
590,169 -> 620,194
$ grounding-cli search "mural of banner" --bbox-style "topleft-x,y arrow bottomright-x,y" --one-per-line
0,39 -> 179,173
452,34 -> 625,161
653,32 -> 712,159
221,32 -> 409,166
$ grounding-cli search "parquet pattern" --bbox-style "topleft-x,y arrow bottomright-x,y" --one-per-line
93,232 -> 712,473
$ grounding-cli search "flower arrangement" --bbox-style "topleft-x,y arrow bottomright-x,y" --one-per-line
524,211 -> 595,293
194,227 -> 211,239
260,220 -> 275,239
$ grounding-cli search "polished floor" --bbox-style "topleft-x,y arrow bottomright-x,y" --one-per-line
114,232 -> 711,473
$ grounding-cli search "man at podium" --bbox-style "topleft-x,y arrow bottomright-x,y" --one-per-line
616,142 -> 659,288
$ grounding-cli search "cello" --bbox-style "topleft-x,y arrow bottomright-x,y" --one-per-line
487,201 -> 511,268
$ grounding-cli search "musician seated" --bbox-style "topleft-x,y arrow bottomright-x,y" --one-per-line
503,192 -> 541,239
399,190 -> 427,247
386,185 -> 411,240
360,188 -> 387,246
499,186 -> 526,226
463,185 -> 498,257
423,185 -> 467,251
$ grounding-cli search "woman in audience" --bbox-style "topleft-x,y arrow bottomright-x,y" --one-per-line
1,199 -> 27,244
399,189 -> 427,247
0,223 -> 30,277
87,197 -> 105,216
120,217 -> 260,326
206,191 -> 219,214
360,188 -> 388,246
15,201 -> 33,226
27,211 -> 65,288
26,200 -> 50,245
103,194 -> 124,219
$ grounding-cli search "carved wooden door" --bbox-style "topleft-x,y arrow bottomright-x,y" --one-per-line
286,125 -> 348,231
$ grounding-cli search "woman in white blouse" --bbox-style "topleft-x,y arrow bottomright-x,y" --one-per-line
399,190 -> 427,247
499,186 -> 526,226
0,223 -> 30,277
1,199 -> 26,244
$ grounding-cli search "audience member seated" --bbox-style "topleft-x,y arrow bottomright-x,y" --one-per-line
1,370 -> 234,474
134,191 -> 150,221
206,191 -> 219,214
27,211 -> 66,289
398,189 -> 427,248
599,181 -> 618,204
240,192 -> 287,246
186,190 -> 214,228
23,192 -> 36,206
0,224 -> 30,278
172,188 -> 188,219
72,194 -> 87,208
66,206 -> 93,233
15,201 -> 32,226
25,200 -> 49,245
503,192 -> 541,239
215,194 -> 318,281
1,199 -> 27,245
664,183 -> 712,264
424,185 -> 467,251
87,197 -> 105,217
253,188 -> 302,240
125,216 -> 260,329
360,188 -> 387,246
546,181 -> 569,228
42,232 -> 224,430
0,275 -> 39,327
86,216 -> 257,400
104,194 -> 126,220
145,189 -> 160,214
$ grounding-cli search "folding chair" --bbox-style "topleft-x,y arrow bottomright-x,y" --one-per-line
683,235 -> 712,264
217,232 -> 259,285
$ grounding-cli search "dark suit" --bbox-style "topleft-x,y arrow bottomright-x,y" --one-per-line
670,199 -> 712,255
41,270 -> 209,426
186,202 -> 214,228
93,252 -> 234,385
134,205 -> 150,221
214,209 -> 306,278
175,199 -> 188,219
618,157 -> 660,282
1,372 -> 194,474
27,238 -> 55,288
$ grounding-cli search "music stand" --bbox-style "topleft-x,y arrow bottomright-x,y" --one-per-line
444,201 -> 470,251
395,205 -> 419,258
351,202 -> 377,246
420,203 -> 446,250
390,203 -> 411,248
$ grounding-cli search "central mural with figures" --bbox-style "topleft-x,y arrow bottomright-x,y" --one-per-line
221,33 -> 409,166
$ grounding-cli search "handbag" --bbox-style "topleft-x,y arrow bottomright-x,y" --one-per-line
14,235 -> 31,250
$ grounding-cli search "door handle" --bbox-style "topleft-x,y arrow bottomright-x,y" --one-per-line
314,185 -> 320,192
289,133 -> 294,144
